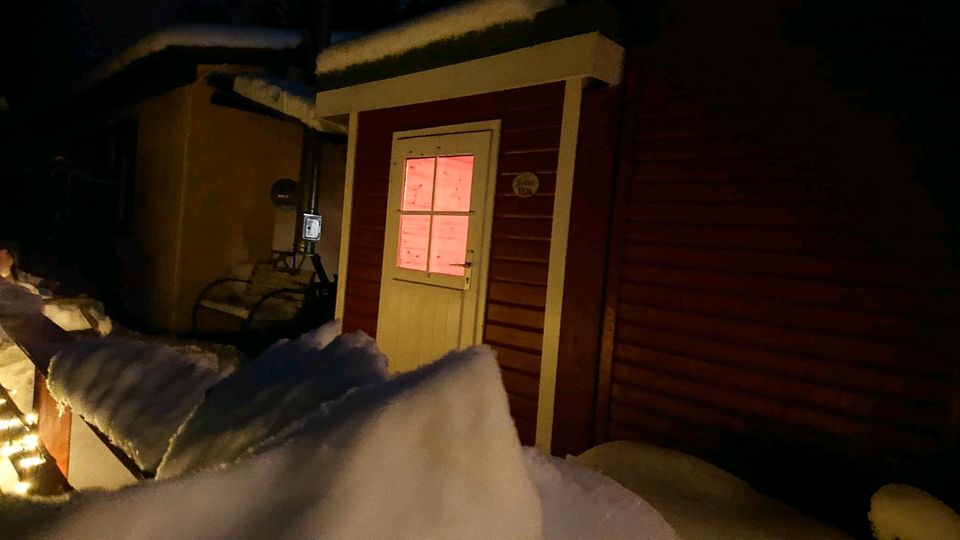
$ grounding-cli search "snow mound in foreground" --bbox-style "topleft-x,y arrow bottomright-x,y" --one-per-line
158,324 -> 385,479
578,441 -> 848,540
14,345 -> 543,539
869,483 -> 960,540
524,447 -> 676,539
47,339 -> 223,472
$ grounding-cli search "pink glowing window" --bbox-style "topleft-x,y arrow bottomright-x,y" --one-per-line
434,156 -> 473,212
401,158 -> 434,211
397,155 -> 474,276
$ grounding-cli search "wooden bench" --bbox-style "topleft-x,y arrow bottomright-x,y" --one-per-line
192,261 -> 316,333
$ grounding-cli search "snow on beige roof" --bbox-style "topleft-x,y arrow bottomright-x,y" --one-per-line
232,75 -> 347,134
315,0 -> 564,75
76,24 -> 306,90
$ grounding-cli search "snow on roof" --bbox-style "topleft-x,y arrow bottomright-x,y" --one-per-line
232,75 -> 347,134
315,0 -> 564,75
76,24 -> 307,90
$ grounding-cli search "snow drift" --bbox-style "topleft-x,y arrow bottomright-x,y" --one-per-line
524,447 -> 676,539
10,345 -> 544,539
47,339 -> 223,472
158,325 -> 387,479
869,483 -> 960,540
578,441 -> 847,539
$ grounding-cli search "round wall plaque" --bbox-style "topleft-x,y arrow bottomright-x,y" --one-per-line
512,172 -> 540,198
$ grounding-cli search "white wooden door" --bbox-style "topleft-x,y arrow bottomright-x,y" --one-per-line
377,126 -> 496,372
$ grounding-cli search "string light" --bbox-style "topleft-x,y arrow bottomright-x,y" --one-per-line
1,385 -> 45,497
0,417 -> 22,430
18,456 -> 45,469
21,434 -> 39,451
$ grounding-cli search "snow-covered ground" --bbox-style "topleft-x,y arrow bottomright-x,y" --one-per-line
869,483 -> 960,540
578,441 -> 848,539
2,333 -> 676,539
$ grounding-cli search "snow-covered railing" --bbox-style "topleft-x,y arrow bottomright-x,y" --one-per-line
0,312 -> 74,495
0,310 -> 147,486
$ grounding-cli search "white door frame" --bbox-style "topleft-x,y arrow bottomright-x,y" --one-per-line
377,120 -> 500,363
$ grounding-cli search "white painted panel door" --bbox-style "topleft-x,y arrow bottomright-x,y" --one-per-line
377,129 -> 494,373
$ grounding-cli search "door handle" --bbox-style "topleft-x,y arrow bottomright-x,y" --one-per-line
450,262 -> 472,268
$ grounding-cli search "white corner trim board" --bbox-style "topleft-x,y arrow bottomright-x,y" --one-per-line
535,77 -> 586,453
314,32 -> 624,118
334,112 -> 360,320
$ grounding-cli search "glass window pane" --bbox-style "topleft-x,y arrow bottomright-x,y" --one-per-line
429,215 -> 469,276
402,158 -> 435,211
397,215 -> 430,271
433,155 -> 474,212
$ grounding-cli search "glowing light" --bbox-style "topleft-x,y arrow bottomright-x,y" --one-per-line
24,412 -> 38,425
18,455 -> 45,468
0,397 -> 7,405
21,434 -> 39,450
1,443 -> 23,457
13,481 -> 30,495
0,417 -> 22,430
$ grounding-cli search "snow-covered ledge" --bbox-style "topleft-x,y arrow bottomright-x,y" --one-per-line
315,0 -> 564,76
313,32 -> 624,117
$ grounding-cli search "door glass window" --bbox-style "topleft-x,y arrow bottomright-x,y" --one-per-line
397,155 -> 473,276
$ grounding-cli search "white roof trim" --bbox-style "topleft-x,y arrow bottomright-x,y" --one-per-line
233,76 -> 347,135
315,0 -> 563,76
314,32 -> 624,117
76,24 -> 307,90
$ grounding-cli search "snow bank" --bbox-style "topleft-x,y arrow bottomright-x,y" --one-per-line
577,441 -> 848,540
158,323 -> 385,479
0,282 -> 43,316
524,447 -> 676,539
13,345 -> 542,539
869,483 -> 960,540
233,76 -> 347,134
42,301 -> 112,335
315,0 -> 563,75
77,23 -> 306,89
47,339 -> 223,472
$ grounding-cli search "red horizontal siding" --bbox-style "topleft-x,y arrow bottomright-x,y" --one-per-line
595,52 -> 960,528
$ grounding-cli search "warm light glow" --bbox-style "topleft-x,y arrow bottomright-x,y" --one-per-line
0,417 -> 22,430
397,155 -> 474,276
402,157 -> 435,211
429,216 -> 468,276
0,398 -> 7,405
21,434 -> 39,451
1,444 -> 21,457
398,215 -> 430,271
434,156 -> 473,212
13,481 -> 30,495
18,455 -> 45,469
24,412 -> 38,425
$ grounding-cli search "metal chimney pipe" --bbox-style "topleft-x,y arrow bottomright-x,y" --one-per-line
296,128 -> 322,255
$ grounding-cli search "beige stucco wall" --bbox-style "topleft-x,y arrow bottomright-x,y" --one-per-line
130,67 -> 304,332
